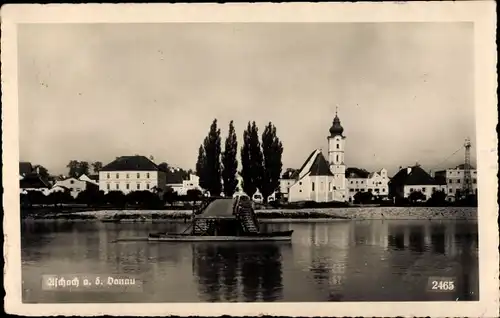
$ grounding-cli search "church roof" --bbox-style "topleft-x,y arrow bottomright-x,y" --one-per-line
329,114 -> 344,137
294,149 -> 333,180
309,152 -> 334,176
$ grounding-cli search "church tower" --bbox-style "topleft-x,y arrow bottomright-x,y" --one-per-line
327,109 -> 347,201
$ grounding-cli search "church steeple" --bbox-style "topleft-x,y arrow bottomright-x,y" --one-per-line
329,107 -> 344,137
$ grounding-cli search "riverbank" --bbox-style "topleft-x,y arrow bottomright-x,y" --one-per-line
22,206 -> 478,221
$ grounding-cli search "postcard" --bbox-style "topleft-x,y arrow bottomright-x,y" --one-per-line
2,2 -> 498,317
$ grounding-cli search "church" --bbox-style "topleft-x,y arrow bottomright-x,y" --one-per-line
283,112 -> 347,202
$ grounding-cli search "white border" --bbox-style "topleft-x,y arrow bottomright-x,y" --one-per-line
2,2 -> 498,317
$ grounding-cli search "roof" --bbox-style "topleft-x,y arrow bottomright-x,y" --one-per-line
309,152 -> 334,176
101,156 -> 159,172
389,165 -> 438,186
346,167 -> 370,179
198,198 -> 236,218
455,163 -> 475,170
19,162 -> 33,175
292,150 -> 317,179
20,174 -> 50,189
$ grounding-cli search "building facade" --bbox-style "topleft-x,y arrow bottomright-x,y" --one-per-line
52,177 -> 98,198
99,156 -> 166,194
435,163 -> 478,201
389,165 -> 446,201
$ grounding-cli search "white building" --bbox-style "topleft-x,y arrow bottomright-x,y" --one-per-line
79,174 -> 99,186
435,163 -> 478,201
99,155 -> 167,194
281,112 -> 347,203
346,168 -> 389,202
52,177 -> 98,198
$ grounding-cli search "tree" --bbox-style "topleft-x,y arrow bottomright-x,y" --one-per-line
196,145 -> 207,191
426,189 -> 447,206
25,190 -> 47,206
163,186 -> 178,206
261,122 -> 283,203
240,122 -> 264,197
222,120 -> 238,197
186,189 -> 203,204
91,161 -> 103,174
408,190 -> 427,204
33,164 -> 49,180
67,160 -> 80,178
47,190 -> 73,207
77,188 -> 105,207
201,119 -> 222,196
77,161 -> 90,177
105,191 -> 127,208
353,191 -> 373,204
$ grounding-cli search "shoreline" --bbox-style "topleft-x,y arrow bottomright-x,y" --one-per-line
22,206 -> 478,221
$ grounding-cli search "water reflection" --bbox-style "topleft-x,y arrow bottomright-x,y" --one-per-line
192,243 -> 284,302
21,217 -> 479,303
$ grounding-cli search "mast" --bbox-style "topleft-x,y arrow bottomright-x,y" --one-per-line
462,138 -> 473,198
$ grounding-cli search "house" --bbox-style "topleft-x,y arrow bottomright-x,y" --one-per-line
434,163 -> 478,201
389,164 -> 446,201
19,162 -> 34,178
287,149 -> 343,203
52,177 -> 99,198
99,155 -> 167,194
346,167 -> 389,202
79,174 -> 99,185
20,173 -> 51,195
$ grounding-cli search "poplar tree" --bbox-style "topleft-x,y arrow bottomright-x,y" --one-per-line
195,145 -> 207,191
202,119 -> 222,196
241,121 -> 264,197
261,122 -> 284,202
222,120 -> 238,197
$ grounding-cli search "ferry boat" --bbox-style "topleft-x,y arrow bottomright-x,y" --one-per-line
148,196 -> 293,242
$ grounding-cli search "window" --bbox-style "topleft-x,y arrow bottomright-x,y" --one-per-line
457,179 -> 460,184
70,188 -> 74,191
375,188 -> 379,193
137,173 -> 140,178
409,188 -> 414,192
126,174 -> 129,178
368,189 -> 372,192
107,184 -> 110,190
336,144 -> 339,149
349,189 -> 354,192
116,173 -> 119,178
473,178 -> 477,184
361,189 -> 365,192
350,181 -> 353,184
422,188 -> 426,192
299,182 -> 302,185
361,181 -> 364,184
137,183 -> 140,190
107,173 -> 110,179
299,189 -> 302,193
147,173 -> 150,178
382,188 -> 385,192
312,182 -> 315,191
449,189 -> 452,193
70,180 -> 74,184
116,184 -> 119,190
336,155 -> 339,162
126,184 -> 130,190
146,184 -> 150,189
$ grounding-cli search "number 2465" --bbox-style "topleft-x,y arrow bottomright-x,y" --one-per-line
431,280 -> 455,290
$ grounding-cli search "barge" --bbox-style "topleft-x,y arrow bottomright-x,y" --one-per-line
148,196 -> 293,242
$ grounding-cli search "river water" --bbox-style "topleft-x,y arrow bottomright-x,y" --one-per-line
21,218 -> 479,302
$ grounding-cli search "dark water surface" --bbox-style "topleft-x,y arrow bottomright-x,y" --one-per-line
21,219 -> 479,302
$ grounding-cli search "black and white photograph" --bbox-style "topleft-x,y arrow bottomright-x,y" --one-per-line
2,2 -> 498,317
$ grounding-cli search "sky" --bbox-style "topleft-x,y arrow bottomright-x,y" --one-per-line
18,22 -> 476,176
